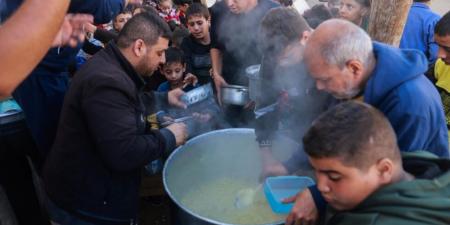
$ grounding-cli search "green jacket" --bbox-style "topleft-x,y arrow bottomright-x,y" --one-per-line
325,151 -> 450,225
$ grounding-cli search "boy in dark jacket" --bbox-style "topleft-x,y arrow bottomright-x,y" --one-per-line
302,101 -> 450,225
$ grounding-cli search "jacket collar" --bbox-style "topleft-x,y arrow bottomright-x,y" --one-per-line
107,42 -> 146,90
412,2 -> 430,10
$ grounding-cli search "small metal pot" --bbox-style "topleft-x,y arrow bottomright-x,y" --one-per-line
221,85 -> 250,106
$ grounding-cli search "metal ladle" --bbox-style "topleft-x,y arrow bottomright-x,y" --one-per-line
234,183 -> 263,209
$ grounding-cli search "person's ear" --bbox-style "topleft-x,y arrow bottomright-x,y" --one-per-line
300,30 -> 311,45
376,158 -> 394,185
345,59 -> 364,81
183,63 -> 187,72
132,39 -> 147,57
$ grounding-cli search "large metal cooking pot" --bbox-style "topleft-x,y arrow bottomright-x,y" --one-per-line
221,85 -> 250,106
163,129 -> 313,225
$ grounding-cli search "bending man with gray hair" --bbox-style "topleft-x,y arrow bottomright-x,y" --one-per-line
305,19 -> 448,157
285,19 -> 449,225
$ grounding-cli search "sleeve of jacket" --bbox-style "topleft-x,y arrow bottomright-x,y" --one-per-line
69,0 -> 125,24
387,103 -> 448,157
254,55 -> 280,144
81,77 -> 174,172
94,29 -> 118,45
426,16 -> 440,64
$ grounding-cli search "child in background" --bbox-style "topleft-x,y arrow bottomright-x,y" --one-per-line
338,0 -> 370,29
400,0 -> 441,65
156,48 -> 228,138
181,3 -> 213,85
431,11 -> 450,143
171,26 -> 190,48
157,0 -> 181,26
174,0 -> 193,26
300,101 -> 450,225
158,47 -> 198,92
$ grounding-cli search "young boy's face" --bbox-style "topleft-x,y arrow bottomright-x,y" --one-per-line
160,0 -> 173,14
161,62 -> 185,82
113,13 -> 132,32
309,156 -> 384,211
435,34 -> 450,65
187,15 -> 209,40
339,0 -> 367,25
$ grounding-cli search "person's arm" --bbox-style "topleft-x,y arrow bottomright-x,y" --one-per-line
94,28 -> 118,45
0,0 -> 69,98
82,78 -> 187,172
210,48 -> 227,104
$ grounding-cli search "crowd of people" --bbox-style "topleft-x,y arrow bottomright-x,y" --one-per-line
0,0 -> 450,225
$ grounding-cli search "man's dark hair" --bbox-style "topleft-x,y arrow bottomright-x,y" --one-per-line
260,8 -> 311,55
435,11 -> 450,37
117,12 -> 172,48
164,47 -> 185,66
413,0 -> 430,2
303,101 -> 401,170
186,3 -> 210,20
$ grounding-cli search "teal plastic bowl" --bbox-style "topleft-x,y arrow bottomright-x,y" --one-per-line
264,176 -> 315,214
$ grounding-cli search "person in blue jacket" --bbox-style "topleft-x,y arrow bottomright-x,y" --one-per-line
400,0 -> 441,65
305,19 -> 449,157
1,0 -> 134,162
281,19 -> 449,225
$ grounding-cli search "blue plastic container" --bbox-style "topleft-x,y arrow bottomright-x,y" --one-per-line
264,176 -> 315,214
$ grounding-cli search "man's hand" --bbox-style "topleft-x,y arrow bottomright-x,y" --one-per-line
284,188 -> 318,225
259,147 -> 288,181
168,88 -> 187,109
52,14 -> 93,48
212,73 -> 227,106
166,122 -> 188,146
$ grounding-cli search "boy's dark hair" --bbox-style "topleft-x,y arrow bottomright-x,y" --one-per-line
260,8 -> 311,55
303,4 -> 333,29
435,11 -> 450,37
117,12 -> 172,48
164,47 -> 185,66
186,3 -> 210,20
279,0 -> 293,7
133,5 -> 159,15
303,101 -> 401,170
171,27 -> 190,47
174,0 -> 193,6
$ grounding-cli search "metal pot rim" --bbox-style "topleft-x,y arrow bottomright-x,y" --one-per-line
162,128 -> 284,225
221,85 -> 249,90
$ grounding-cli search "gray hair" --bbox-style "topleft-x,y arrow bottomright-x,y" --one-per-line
320,20 -> 373,69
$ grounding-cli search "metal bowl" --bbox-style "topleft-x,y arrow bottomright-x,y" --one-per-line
221,85 -> 250,106
163,129 -> 312,225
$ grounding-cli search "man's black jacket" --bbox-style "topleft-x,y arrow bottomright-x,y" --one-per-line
44,43 -> 175,224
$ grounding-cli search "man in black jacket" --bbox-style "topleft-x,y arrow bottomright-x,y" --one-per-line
43,13 -> 187,225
